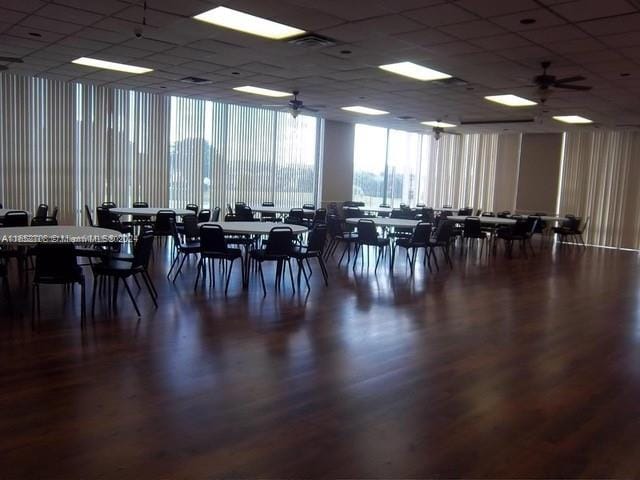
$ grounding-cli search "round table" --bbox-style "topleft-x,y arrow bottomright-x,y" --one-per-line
359,206 -> 393,215
249,206 -> 314,215
448,216 -> 516,226
0,226 -> 125,245
199,221 -> 308,289
199,221 -> 308,235
110,207 -> 194,217
345,217 -> 420,228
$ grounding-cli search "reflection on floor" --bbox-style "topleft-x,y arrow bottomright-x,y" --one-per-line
1,243 -> 638,478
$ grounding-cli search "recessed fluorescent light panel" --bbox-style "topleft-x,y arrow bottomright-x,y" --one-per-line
421,121 -> 456,128
193,6 -> 305,40
72,57 -> 152,74
341,106 -> 389,115
379,62 -> 451,81
233,86 -> 292,97
553,115 -> 593,124
485,94 -> 537,107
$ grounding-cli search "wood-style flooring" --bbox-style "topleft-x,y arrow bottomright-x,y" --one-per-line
1,242 -> 639,478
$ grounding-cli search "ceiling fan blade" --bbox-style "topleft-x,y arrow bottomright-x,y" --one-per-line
554,83 -> 592,91
554,75 -> 586,84
261,104 -> 287,107
0,56 -> 23,63
300,106 -> 319,112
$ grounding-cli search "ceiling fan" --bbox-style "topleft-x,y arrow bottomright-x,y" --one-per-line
431,126 -> 461,141
262,90 -> 324,118
0,56 -> 24,71
533,61 -> 592,103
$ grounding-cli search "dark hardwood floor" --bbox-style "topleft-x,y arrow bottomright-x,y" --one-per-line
1,242 -> 640,478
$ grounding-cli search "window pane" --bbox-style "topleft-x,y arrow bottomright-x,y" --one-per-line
353,124 -> 387,206
273,113 -> 317,207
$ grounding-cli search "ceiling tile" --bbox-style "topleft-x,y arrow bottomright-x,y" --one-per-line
406,4 -> 477,27
455,0 -> 539,17
37,4 -> 103,25
519,25 -> 588,43
490,9 -> 566,32
439,20 -> 507,39
469,33 -> 532,50
579,13 -> 640,35
51,0 -> 128,15
600,31 -> 640,48
19,15 -> 84,35
0,0 -> 45,13
549,0 -> 636,22
394,28 -> 457,46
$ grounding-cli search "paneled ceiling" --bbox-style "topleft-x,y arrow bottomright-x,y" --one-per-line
2,0 -> 640,132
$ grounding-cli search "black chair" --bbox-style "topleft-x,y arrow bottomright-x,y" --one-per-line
418,207 -> 435,224
326,214 -> 358,266
353,219 -> 390,273
392,222 -> 432,274
101,202 -> 117,209
91,229 -> 157,317
96,207 -> 132,235
31,243 -> 86,324
236,205 -> 255,221
153,210 -> 175,246
553,215 -> 587,247
496,218 -> 537,257
302,204 -> 315,222
210,207 -> 221,222
462,217 -> 488,256
131,201 -> 149,226
43,206 -> 58,226
261,201 -> 278,222
3,210 -> 29,227
197,209 -> 211,223
311,208 -> 327,226
284,208 -> 305,225
427,220 -> 455,271
194,224 -> 243,294
30,204 -> 48,225
388,209 -> 413,240
186,203 -> 199,215
291,224 -> 329,289
167,218 -> 200,282
458,207 -> 473,216
85,205 -> 95,226
234,202 -> 246,216
249,226 -> 296,296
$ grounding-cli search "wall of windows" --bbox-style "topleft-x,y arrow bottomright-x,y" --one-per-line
352,123 -> 499,210
168,98 -> 320,210
0,73 -> 322,224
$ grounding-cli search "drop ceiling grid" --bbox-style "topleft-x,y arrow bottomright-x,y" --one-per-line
0,0 -> 639,131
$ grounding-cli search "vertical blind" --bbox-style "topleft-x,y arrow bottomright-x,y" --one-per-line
169,98 -> 320,210
558,131 -> 640,249
352,123 -> 499,211
0,72 -> 321,224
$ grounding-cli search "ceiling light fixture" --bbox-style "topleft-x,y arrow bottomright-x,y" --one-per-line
552,115 -> 593,124
233,86 -> 292,97
341,106 -> 389,115
485,94 -> 537,107
72,57 -> 152,74
193,6 -> 305,40
379,61 -> 451,81
421,121 -> 456,128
